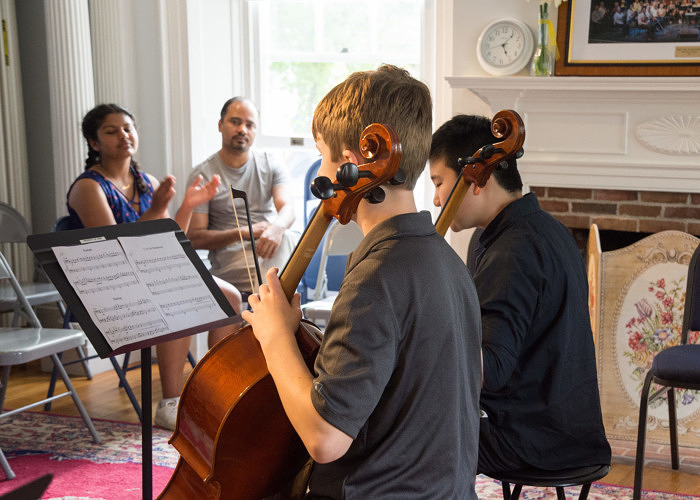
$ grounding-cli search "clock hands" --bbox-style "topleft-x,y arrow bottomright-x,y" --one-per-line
487,31 -> 515,56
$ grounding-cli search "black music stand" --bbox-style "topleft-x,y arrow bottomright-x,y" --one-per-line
28,219 -> 241,499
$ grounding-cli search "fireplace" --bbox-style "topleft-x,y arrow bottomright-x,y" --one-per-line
532,186 -> 700,252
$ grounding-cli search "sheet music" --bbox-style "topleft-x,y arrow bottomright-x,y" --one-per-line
52,232 -> 227,350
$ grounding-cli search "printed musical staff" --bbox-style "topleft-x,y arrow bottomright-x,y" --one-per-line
52,232 -> 227,351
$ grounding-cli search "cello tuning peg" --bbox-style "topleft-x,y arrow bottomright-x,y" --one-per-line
458,156 -> 477,167
480,144 -> 496,159
364,187 -> 385,204
515,148 -> 524,159
336,162 -> 359,187
310,176 -> 335,200
389,168 -> 406,185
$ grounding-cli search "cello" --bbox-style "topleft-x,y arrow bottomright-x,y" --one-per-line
159,123 -> 402,500
434,109 -> 525,236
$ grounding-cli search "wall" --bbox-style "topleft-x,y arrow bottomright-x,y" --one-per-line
449,0 -> 540,115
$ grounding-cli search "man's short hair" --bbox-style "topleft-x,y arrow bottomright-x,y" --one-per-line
312,65 -> 432,190
430,114 -> 522,193
220,97 -> 258,121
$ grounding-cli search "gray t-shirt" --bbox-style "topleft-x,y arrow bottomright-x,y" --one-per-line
309,211 -> 482,500
188,150 -> 289,290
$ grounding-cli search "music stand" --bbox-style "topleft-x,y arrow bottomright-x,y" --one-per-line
28,219 -> 241,499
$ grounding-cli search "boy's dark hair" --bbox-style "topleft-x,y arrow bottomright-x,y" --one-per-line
430,114 -> 522,193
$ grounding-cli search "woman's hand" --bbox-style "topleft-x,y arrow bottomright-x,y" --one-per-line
150,175 -> 176,217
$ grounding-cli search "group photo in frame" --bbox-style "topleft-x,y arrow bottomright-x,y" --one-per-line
555,0 -> 700,75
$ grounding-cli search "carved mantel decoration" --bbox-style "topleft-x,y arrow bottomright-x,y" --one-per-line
447,76 -> 700,194
635,115 -> 700,156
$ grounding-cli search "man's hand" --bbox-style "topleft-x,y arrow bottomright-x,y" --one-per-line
184,174 -> 221,209
255,222 -> 285,259
242,268 -> 302,349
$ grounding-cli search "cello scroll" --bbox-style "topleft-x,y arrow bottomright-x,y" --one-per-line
435,110 -> 525,236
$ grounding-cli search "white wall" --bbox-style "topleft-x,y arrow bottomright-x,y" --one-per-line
448,0 -> 545,115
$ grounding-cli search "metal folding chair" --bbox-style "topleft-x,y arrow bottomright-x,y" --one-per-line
0,250 -> 100,480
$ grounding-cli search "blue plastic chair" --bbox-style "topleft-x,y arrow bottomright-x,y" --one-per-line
298,158 -> 354,305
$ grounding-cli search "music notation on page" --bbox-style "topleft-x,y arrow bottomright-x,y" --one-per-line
52,232 -> 227,351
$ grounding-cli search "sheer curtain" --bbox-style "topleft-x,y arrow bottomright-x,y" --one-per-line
0,0 -> 32,280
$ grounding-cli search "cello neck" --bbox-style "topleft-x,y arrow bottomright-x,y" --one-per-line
279,204 -> 333,300
434,175 -> 470,237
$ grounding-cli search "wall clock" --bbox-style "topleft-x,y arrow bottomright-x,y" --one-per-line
476,18 -> 534,76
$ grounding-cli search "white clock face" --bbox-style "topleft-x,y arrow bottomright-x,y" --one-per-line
477,19 -> 534,76
481,24 -> 526,67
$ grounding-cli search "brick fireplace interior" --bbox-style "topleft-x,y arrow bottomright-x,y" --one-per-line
532,187 -> 700,253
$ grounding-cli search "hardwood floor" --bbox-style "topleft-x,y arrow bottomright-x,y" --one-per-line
4,359 -> 700,496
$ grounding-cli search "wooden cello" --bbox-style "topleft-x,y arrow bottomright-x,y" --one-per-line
434,109 -> 525,236
158,123 -> 402,500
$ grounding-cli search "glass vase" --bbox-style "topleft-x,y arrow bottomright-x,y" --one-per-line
531,1 -> 555,77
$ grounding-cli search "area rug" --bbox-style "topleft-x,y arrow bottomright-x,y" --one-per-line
0,412 -> 698,499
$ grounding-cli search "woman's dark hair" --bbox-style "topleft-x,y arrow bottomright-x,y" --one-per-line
81,103 -> 148,194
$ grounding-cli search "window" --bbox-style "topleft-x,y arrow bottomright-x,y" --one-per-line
248,0 -> 424,143
243,0 -> 431,232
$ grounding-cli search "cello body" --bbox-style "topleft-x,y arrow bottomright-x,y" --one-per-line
159,321 -> 322,500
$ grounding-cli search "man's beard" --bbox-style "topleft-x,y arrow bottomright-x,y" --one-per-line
229,135 -> 249,152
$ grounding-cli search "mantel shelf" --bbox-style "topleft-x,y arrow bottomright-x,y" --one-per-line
446,75 -> 700,92
445,76 -> 700,194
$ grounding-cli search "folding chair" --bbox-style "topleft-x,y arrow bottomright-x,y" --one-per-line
0,250 -> 100,480
0,204 -> 90,375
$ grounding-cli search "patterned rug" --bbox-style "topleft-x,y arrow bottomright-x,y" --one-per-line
0,411 -> 698,499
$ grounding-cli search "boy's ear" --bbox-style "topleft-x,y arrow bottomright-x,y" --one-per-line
342,148 -> 362,165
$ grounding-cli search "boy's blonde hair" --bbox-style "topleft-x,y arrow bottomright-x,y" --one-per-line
312,65 -> 432,190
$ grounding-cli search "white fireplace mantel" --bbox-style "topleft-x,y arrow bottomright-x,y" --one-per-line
446,76 -> 700,193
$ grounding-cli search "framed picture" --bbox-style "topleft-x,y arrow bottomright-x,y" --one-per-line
555,0 -> 700,76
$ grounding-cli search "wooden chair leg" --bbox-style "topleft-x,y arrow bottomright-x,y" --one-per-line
668,387 -> 679,470
633,370 -> 654,500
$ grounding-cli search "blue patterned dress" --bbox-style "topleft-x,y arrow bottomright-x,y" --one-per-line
65,166 -> 154,229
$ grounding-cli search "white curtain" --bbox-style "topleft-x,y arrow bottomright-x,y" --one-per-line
0,0 -> 32,280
